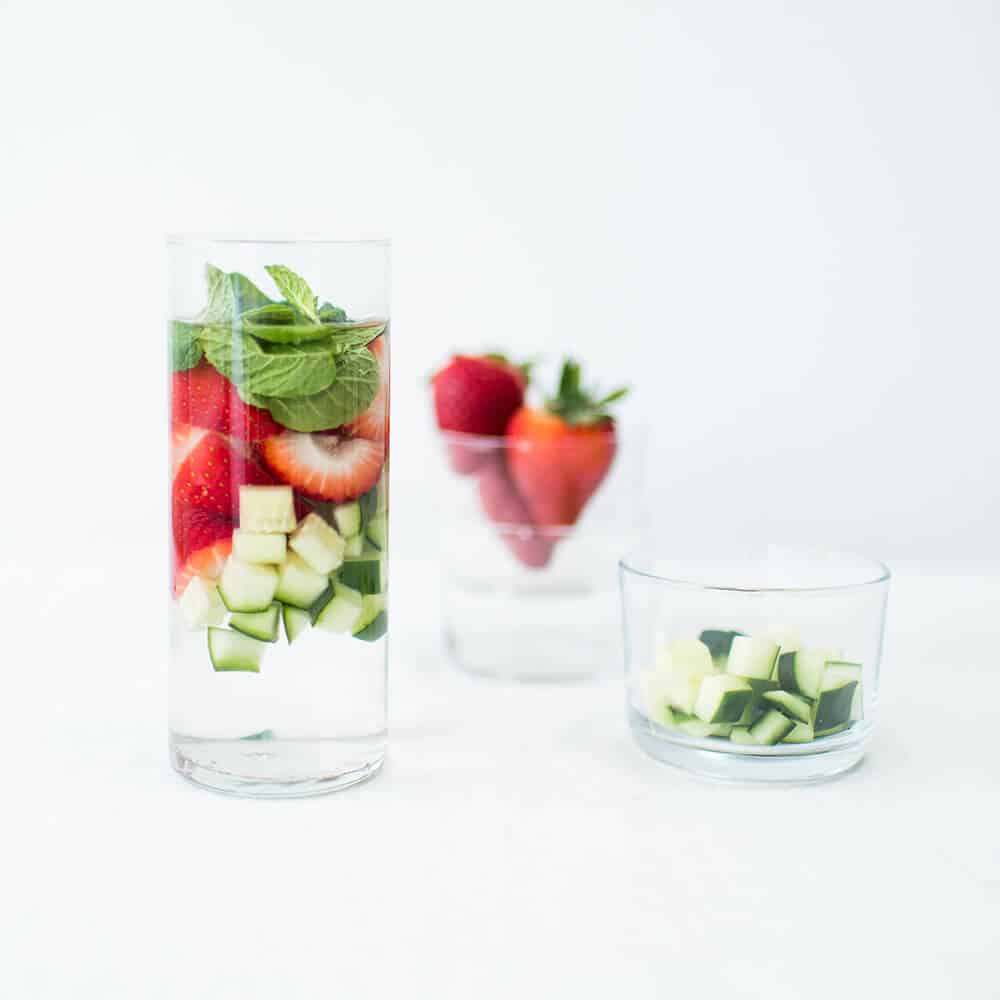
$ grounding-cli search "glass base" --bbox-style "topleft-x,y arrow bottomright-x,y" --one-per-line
170,732 -> 386,798
628,706 -> 868,783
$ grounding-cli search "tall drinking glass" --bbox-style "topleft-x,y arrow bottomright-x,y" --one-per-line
167,237 -> 390,796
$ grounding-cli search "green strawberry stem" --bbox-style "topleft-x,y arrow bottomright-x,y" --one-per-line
546,359 -> 629,426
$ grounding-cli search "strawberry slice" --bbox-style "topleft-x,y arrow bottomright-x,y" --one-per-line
173,429 -> 276,523
171,362 -> 229,435
477,454 -> 553,568
173,536 -> 233,598
170,424 -> 208,479
227,383 -> 284,442
261,432 -> 384,502
344,336 -> 388,443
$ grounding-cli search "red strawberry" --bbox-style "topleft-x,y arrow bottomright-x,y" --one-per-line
506,360 -> 627,527
171,362 -> 228,434
432,354 -> 528,474
170,424 -> 208,479
173,502 -> 232,564
344,336 -> 388,443
261,432 -> 384,502
173,429 -> 276,524
227,383 -> 284,441
174,536 -> 233,598
477,454 -> 554,568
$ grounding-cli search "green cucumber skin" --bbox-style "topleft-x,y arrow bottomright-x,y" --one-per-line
698,629 -> 745,662
762,690 -> 813,724
709,689 -> 753,725
777,651 -> 798,692
282,605 -> 311,644
338,558 -> 383,596
228,605 -> 280,643
354,611 -> 387,642
308,582 -> 337,624
813,682 -> 858,732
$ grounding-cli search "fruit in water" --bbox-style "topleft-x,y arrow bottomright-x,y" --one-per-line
344,336 -> 388,442
173,503 -> 233,566
476,453 -> 554,568
174,536 -> 233,598
171,361 -> 282,441
178,576 -> 226,629
289,512 -> 347,575
239,485 -> 297,533
506,360 -> 626,527
262,432 -> 384,502
173,430 -> 275,524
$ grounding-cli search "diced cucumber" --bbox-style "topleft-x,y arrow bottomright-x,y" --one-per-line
338,551 -> 384,595
693,674 -> 753,725
698,629 -> 745,667
333,501 -> 362,539
366,512 -> 387,550
359,476 -> 387,524
661,638 -> 715,675
726,635 -> 780,681
761,689 -> 813,724
228,604 -> 280,643
783,722 -> 815,743
812,665 -> 859,732
749,708 -> 796,745
217,558 -> 279,613
777,646 -> 842,699
282,605 -> 311,644
274,552 -> 329,609
815,723 -> 849,739
344,535 -> 364,558
208,627 -> 265,672
735,679 -> 779,726
653,641 -> 717,716
353,594 -> 387,640
232,530 -> 287,565
825,661 -> 864,720
641,671 -> 677,726
289,513 -> 346,574
239,485 -> 297,533
677,718 -> 733,739
178,577 -> 226,629
313,583 -> 364,634
730,727 -> 756,745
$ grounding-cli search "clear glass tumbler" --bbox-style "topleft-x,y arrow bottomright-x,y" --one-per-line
167,237 -> 390,796
437,428 -> 643,681
620,546 -> 889,782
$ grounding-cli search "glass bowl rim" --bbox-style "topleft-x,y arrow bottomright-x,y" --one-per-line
619,546 -> 891,594
166,233 -> 391,247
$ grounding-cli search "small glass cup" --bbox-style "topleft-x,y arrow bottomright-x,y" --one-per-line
437,428 -> 643,681
167,236 -> 390,796
620,546 -> 889,782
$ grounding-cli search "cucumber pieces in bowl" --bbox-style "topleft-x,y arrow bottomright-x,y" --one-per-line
642,629 -> 863,747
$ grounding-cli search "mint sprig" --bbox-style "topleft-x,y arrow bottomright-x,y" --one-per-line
265,265 -> 320,324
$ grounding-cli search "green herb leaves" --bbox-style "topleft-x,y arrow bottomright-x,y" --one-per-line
249,347 -> 380,432
265,265 -> 320,324
180,263 -> 384,432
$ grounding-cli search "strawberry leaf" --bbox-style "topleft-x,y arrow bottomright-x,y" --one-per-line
546,358 -> 628,426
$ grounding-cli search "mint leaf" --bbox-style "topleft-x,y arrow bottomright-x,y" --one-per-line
170,321 -> 203,372
240,303 -> 340,344
252,347 -> 379,431
199,265 -> 273,323
318,302 -> 348,323
200,325 -> 337,398
265,265 -> 319,324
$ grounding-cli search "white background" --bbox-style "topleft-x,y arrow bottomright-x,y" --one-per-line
2,2 -> 999,998
1,0 -> 998,562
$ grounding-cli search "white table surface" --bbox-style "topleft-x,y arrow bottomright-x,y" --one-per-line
3,545 -> 998,999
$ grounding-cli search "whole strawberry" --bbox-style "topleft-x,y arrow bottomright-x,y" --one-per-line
432,354 -> 529,473
506,360 -> 628,528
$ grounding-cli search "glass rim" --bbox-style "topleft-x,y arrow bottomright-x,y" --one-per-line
166,233 -> 391,247
436,427 -> 618,447
619,546 -> 891,594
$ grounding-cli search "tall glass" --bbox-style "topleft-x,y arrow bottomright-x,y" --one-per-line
436,429 -> 643,680
167,237 -> 390,796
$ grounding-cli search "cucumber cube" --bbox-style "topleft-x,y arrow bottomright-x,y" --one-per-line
730,727 -> 756,745
778,646 -> 842,699
352,593 -> 386,636
218,558 -> 279,613
289,513 -> 346,575
694,673 -> 753,724
208,627 -> 265,672
339,552 -> 384,595
812,665 -> 859,732
314,584 -> 364,634
676,718 -> 733,739
239,485 -> 297,533
726,636 -> 780,680
228,604 -> 280,643
782,722 -> 815,743
282,605 -> 311,644
762,689 -> 813,724
697,629 -> 745,667
366,512 -> 387,550
275,552 -> 329,609
333,501 -> 362,539
825,661 -> 864,720
344,535 -> 364,558
233,530 -> 287,565
749,708 -> 796,745
178,577 -> 226,629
